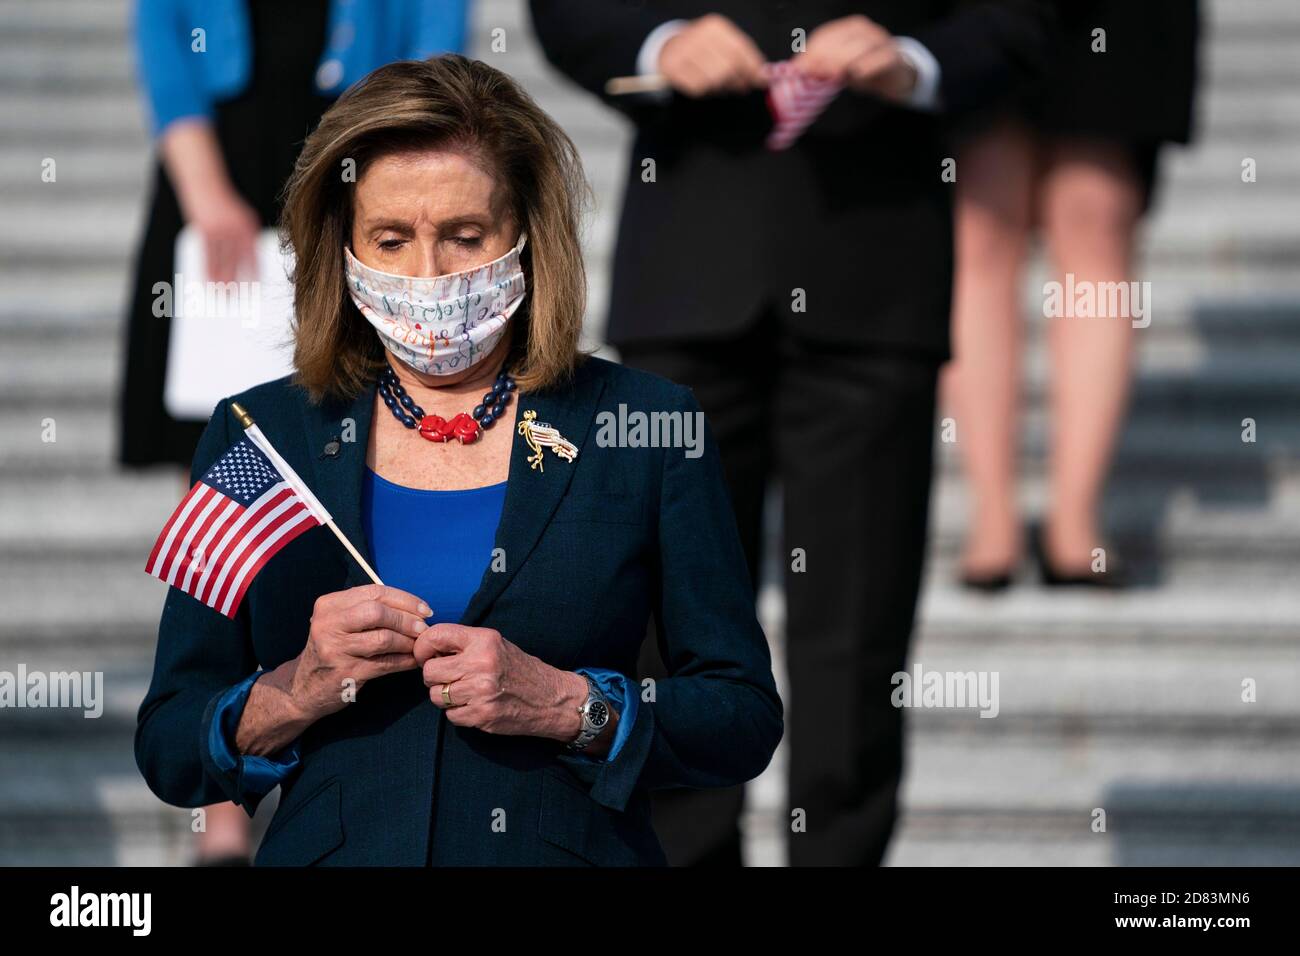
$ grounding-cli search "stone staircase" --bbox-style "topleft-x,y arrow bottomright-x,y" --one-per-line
1,0 -> 1297,865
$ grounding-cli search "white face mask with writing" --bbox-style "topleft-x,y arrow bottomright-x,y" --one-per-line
344,233 -> 527,376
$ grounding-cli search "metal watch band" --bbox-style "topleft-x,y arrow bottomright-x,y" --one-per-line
567,675 -> 607,753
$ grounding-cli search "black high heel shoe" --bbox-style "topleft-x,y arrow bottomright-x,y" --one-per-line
1030,523 -> 1129,589
959,566 -> 1015,593
958,535 -> 1020,593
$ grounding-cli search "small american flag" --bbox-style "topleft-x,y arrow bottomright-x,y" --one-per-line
765,60 -> 842,152
146,437 -> 321,618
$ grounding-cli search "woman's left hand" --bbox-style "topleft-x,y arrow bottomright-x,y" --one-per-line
415,623 -> 585,741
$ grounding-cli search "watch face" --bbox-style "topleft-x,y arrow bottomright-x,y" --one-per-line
588,699 -> 609,728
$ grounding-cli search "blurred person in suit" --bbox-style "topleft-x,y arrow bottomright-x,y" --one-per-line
941,0 -> 1200,590
123,0 -> 470,864
530,0 -> 1050,865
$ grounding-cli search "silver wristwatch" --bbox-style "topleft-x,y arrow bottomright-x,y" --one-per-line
566,674 -> 611,753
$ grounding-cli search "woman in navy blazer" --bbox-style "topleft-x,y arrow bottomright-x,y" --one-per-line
134,55 -> 783,866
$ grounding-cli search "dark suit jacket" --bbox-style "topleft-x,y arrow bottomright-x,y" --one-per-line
135,357 -> 784,866
530,0 -> 1050,358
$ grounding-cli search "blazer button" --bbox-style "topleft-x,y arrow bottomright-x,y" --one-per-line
321,438 -> 341,459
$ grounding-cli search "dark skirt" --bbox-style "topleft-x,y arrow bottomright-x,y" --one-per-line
954,0 -> 1200,208
117,0 -> 333,468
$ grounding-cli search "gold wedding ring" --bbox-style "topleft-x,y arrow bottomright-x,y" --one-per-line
442,683 -> 454,708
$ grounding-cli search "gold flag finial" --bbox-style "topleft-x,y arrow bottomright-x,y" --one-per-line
229,402 -> 255,429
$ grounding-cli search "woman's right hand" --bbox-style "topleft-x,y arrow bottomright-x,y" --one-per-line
188,187 -> 261,283
288,585 -> 432,723
158,118 -> 260,282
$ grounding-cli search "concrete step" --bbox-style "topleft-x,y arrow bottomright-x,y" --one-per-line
933,414 -> 1300,484
5,0 -> 1300,87
888,813 -> 1300,865
0,100 -> 1292,207
1205,0 -> 1300,30
1161,139 -> 1300,193
899,720 -> 1300,812
3,251 -> 1298,344
3,545 -> 1295,661
4,182 -> 1298,276
0,146 -> 150,199
0,695 -> 280,866
8,306 -> 1300,405
914,578 -> 1297,642
8,60 -> 1300,155
905,625 -> 1299,719
892,715 -> 1300,866
8,323 -> 1299,407
10,291 -> 1300,344
0,0 -> 129,37
6,706 -> 1293,866
3,137 -> 1296,208
926,474 -> 1300,559
9,463 -> 1300,562
3,383 -> 1298,479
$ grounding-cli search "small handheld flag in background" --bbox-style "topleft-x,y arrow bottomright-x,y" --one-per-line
145,402 -> 382,618
603,61 -> 842,152
763,60 -> 842,151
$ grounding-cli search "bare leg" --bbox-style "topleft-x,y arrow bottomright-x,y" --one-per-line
196,801 -> 253,862
941,122 -> 1037,576
1038,139 -> 1144,571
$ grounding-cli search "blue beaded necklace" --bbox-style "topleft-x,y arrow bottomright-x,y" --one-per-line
378,365 -> 516,445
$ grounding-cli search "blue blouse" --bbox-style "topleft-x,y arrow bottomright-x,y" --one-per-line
363,468 -> 510,626
134,0 -> 470,136
208,468 -> 635,804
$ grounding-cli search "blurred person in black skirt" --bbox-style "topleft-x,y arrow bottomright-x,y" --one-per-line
941,0 -> 1199,591
121,0 -> 469,863
530,0 -> 1051,866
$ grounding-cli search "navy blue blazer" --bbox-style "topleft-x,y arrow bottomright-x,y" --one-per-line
135,356 -> 783,866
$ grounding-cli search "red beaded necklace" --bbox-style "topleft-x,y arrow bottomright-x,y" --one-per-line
377,366 -> 516,445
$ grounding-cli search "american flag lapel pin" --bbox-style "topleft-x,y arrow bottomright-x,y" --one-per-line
517,410 -> 578,473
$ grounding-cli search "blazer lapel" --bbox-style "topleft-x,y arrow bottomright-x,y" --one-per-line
301,380 -> 380,588
462,367 -> 607,626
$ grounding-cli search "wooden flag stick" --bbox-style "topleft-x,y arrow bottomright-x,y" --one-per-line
230,401 -> 385,587
325,519 -> 384,586
605,74 -> 669,96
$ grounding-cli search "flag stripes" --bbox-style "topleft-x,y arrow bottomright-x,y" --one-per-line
145,437 -> 322,619
765,60 -> 842,152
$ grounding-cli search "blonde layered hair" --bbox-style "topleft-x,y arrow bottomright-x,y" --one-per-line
281,55 -> 590,402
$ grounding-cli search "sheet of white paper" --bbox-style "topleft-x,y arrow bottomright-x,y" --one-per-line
163,226 -> 297,420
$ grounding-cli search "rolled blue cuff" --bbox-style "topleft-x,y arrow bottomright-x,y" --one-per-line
575,668 -> 637,763
208,672 -> 300,796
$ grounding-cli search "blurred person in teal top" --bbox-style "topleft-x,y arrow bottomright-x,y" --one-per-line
134,0 -> 470,136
